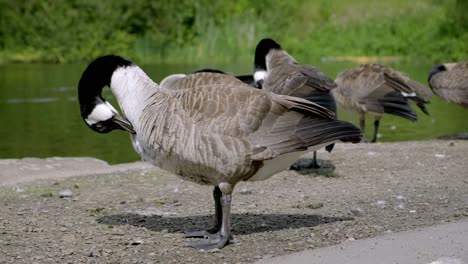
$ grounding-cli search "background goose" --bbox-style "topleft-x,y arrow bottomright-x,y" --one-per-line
333,64 -> 432,143
192,68 -> 255,86
253,38 -> 338,170
428,62 -> 468,108
78,55 -> 362,251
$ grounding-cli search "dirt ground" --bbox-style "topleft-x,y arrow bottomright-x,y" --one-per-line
0,140 -> 467,264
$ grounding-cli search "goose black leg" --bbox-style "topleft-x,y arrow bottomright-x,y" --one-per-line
359,118 -> 368,143
370,119 -> 380,143
311,151 -> 320,168
184,186 -> 222,238
189,192 -> 232,251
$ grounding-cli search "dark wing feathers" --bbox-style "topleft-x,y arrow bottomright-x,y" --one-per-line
303,92 -> 337,113
301,65 -> 337,92
264,54 -> 340,154
279,95 -> 335,119
377,92 -> 417,121
250,114 -> 361,159
383,72 -> 414,94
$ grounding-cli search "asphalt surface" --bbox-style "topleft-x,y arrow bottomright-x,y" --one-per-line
0,140 -> 467,263
256,220 -> 468,264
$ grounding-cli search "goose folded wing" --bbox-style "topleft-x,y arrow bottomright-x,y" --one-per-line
300,65 -> 337,92
173,84 -> 341,154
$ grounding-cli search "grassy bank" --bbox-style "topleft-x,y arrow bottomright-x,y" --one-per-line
0,0 -> 466,64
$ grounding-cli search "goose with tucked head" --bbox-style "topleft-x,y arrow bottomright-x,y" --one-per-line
428,62 -> 468,109
78,55 -> 135,134
333,64 -> 432,143
253,38 -> 338,170
78,55 -> 362,251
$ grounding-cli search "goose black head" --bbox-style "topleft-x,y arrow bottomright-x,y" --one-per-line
428,64 -> 447,83
253,38 -> 282,88
78,55 -> 136,134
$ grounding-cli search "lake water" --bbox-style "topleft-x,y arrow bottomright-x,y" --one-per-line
0,61 -> 467,164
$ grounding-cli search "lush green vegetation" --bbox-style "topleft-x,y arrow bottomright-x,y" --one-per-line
0,0 -> 466,64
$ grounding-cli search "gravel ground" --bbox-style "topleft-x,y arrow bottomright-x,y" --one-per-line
0,140 -> 467,264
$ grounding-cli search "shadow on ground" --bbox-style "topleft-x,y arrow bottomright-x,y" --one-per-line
98,213 -> 353,235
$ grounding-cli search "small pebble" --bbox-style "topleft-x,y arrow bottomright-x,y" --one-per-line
239,187 -> 252,195
59,189 -> 73,198
376,200 -> 386,206
131,239 -> 143,245
396,195 -> 405,200
350,208 -> 364,217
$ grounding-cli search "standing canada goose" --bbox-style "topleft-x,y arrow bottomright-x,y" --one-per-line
253,38 -> 338,170
428,62 -> 468,108
333,64 -> 432,143
78,55 -> 362,251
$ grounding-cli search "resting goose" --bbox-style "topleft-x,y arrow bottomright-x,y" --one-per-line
252,38 -> 338,170
428,62 -> 468,108
333,64 -> 432,142
78,55 -> 362,251
192,68 -> 255,86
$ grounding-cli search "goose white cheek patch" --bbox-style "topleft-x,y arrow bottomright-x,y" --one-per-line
85,103 -> 115,125
401,92 -> 416,97
254,70 -> 267,83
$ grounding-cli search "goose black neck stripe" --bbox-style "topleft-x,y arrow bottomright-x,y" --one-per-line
78,55 -> 133,104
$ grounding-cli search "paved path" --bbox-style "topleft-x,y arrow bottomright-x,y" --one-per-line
256,221 -> 468,264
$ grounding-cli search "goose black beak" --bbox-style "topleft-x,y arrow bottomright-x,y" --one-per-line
112,115 -> 136,134
255,79 -> 264,89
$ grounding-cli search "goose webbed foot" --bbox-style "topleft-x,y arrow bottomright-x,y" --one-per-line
290,157 -> 336,175
290,151 -> 321,170
188,233 -> 231,251
183,227 -> 219,238
186,187 -> 233,251
184,186 -> 222,238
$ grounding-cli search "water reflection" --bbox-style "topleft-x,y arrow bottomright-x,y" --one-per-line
0,62 -> 466,164
6,97 -> 59,104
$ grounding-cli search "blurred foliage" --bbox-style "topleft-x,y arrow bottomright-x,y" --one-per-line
0,0 -> 466,64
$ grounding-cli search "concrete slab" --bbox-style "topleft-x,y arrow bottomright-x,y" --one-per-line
0,157 -> 156,186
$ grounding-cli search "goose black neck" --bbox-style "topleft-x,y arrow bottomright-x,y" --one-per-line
254,38 -> 282,71
78,55 -> 133,105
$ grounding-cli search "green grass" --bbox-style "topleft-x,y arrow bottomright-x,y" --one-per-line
0,0 -> 466,64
